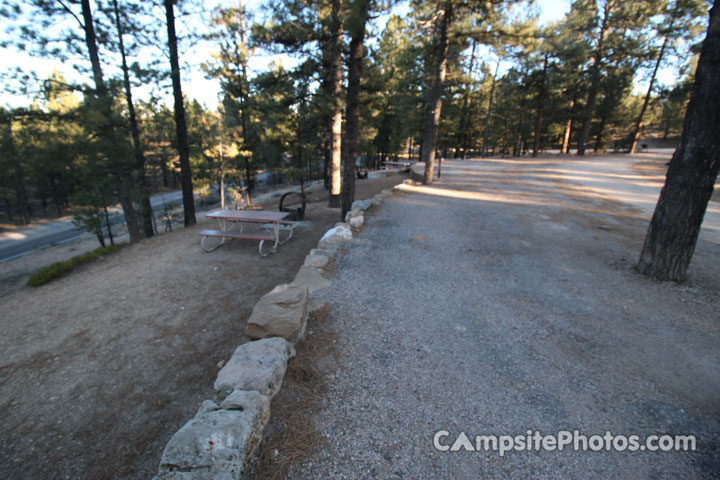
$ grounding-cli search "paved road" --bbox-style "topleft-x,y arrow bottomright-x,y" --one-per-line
0,190 -> 185,261
292,156 -> 720,479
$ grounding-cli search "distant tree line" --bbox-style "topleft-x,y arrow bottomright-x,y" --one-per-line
1,0 -> 716,281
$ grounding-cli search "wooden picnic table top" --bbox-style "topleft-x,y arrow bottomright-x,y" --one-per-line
206,209 -> 290,223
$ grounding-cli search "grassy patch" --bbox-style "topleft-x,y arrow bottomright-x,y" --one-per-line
28,243 -> 127,287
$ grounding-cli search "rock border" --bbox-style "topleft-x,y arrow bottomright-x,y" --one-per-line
153,187 -> 397,479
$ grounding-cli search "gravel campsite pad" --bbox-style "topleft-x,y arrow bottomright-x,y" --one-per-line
282,155 -> 720,479
0,173 -> 406,480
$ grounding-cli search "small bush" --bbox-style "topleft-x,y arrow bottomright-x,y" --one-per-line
28,243 -> 127,287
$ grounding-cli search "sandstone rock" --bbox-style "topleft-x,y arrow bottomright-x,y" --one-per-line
344,208 -> 362,223
157,404 -> 268,478
348,215 -> 364,229
303,249 -> 330,268
318,225 -> 352,249
197,400 -> 220,415
308,298 -> 328,313
351,199 -> 371,211
214,337 -> 295,399
245,284 -> 309,342
319,244 -> 340,257
292,266 -> 330,294
220,390 -> 270,416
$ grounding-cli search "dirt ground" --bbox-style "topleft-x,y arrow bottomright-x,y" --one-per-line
0,172 -> 408,480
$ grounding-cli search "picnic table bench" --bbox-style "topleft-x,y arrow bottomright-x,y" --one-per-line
380,161 -> 414,172
200,209 -> 293,256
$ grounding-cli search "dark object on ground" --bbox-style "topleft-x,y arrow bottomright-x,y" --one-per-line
279,191 -> 306,220
356,167 -> 368,179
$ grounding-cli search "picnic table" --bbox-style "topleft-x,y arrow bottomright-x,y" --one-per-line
200,209 -> 294,256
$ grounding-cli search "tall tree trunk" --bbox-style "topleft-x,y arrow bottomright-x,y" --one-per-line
112,0 -> 154,237
81,0 -> 142,242
629,34 -> 670,154
326,0 -> 344,207
340,0 -> 370,219
103,203 -> 114,246
219,141 -> 225,209
164,0 -> 196,226
532,54 -> 548,157
458,39 -> 477,159
514,100 -> 525,157
482,58 -> 500,158
577,4 -> 610,156
594,113 -> 607,152
237,3 -> 254,205
421,0 -> 452,185
638,0 -> 720,281
561,97 -> 575,154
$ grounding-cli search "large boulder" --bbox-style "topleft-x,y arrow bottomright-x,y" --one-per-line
245,284 -> 309,342
292,266 -> 330,294
351,199 -> 372,211
348,215 -> 364,229
344,208 -> 362,223
303,249 -> 330,268
214,337 -> 295,399
318,224 -> 352,249
157,391 -> 269,478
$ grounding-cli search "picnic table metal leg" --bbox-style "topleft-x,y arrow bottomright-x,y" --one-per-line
201,234 -> 226,252
257,222 -> 281,257
278,223 -> 294,245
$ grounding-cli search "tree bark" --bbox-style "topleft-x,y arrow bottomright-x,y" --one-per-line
421,0 -> 452,185
532,54 -> 548,157
458,40 -> 476,159
638,0 -> 720,281
577,3 -> 610,156
629,35 -> 670,154
112,0 -> 154,237
237,3 -> 254,205
326,0 -> 343,207
81,0 -> 142,242
482,58 -> 500,158
164,0 -> 196,226
340,0 -> 370,219
561,97 -> 575,154
593,113 -> 607,152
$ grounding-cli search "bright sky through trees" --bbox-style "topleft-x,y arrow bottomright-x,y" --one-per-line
0,0 -> 568,109
0,0 -> 681,109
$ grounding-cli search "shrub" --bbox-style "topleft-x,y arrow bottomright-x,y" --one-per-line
28,243 -> 126,287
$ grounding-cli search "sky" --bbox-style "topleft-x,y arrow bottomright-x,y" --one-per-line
0,0 -> 678,110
